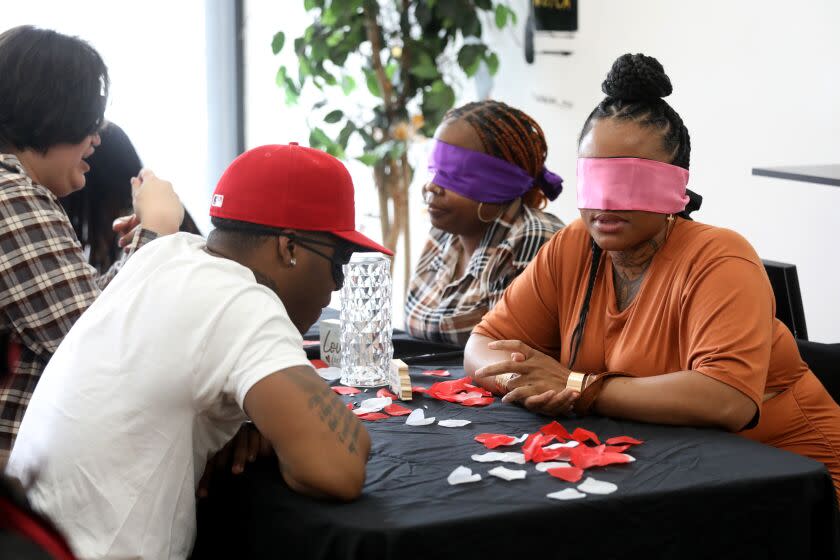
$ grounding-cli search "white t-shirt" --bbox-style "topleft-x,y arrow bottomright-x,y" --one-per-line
7,233 -> 311,560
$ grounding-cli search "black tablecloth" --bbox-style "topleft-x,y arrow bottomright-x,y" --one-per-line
193,361 -> 839,560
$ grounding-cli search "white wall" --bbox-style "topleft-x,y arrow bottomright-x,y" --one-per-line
3,1 -> 213,233
481,0 -> 840,341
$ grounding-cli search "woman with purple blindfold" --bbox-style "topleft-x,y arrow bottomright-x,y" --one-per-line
404,101 -> 564,346
466,54 -> 840,503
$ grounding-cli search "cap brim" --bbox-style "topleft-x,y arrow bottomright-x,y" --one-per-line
332,230 -> 394,256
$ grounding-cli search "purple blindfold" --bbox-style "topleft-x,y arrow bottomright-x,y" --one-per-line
427,140 -> 563,203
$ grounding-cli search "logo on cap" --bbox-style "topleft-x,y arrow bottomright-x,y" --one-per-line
211,194 -> 224,208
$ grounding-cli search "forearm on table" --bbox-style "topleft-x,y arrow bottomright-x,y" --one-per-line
464,333 -> 511,394
593,370 -> 757,432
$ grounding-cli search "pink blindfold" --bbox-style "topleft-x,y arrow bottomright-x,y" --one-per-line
576,158 -> 689,214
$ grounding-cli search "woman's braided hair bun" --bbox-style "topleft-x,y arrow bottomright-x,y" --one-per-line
601,53 -> 672,101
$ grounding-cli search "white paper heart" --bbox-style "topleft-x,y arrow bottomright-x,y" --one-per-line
471,452 -> 526,464
358,397 -> 392,412
577,477 -> 618,495
447,466 -> 481,485
316,367 -> 342,381
535,461 -> 571,472
488,466 -> 527,481
547,488 -> 586,500
543,441 -> 579,450
438,419 -> 471,427
405,408 -> 436,426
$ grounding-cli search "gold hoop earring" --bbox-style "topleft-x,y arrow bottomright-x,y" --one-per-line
477,202 -> 504,223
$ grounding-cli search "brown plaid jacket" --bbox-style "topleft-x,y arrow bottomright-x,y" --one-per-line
0,154 -> 156,461
404,200 -> 563,346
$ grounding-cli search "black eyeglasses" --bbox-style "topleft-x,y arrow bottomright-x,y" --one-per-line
283,233 -> 355,290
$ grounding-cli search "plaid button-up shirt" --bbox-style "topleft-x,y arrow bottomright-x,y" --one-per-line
405,200 -> 563,346
0,154 -> 156,460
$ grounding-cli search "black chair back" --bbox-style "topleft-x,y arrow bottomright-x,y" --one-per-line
796,339 -> 840,406
763,260 -> 808,340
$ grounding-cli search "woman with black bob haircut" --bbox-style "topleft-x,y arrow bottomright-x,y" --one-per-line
0,26 -> 184,460
465,53 -> 840,503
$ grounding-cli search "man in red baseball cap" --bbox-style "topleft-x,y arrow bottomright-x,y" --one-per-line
8,145 -> 383,559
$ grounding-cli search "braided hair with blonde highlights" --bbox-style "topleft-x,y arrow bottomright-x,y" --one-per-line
443,100 -> 551,209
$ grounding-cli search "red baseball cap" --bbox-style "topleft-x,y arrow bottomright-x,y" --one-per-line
209,143 -> 392,255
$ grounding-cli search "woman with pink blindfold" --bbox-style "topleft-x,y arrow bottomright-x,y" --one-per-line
466,54 -> 840,503
404,100 -> 564,346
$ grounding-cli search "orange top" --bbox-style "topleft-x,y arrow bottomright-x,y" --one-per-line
474,218 -> 808,419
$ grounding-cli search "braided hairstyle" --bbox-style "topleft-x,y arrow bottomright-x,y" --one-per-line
443,100 -> 551,209
568,53 -> 700,369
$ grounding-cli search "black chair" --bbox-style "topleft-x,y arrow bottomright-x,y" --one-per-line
796,339 -> 840,406
763,260 -> 808,340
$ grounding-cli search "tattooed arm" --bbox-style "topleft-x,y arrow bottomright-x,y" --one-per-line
243,366 -> 371,501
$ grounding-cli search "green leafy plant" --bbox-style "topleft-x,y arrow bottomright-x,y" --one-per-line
273,0 -> 516,287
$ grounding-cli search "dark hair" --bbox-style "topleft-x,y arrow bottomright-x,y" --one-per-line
208,217 -> 277,252
569,54 -> 700,369
61,122 -> 202,272
0,26 -> 109,153
444,100 -> 551,209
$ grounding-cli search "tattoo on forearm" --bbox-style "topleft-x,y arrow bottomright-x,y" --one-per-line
288,369 -> 362,454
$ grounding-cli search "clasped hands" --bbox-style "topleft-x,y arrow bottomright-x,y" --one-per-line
474,340 -> 579,417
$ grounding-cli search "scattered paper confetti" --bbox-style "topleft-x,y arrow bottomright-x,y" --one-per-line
359,397 -> 391,411
424,377 -> 495,407
578,477 -> 618,495
488,466 -> 527,481
523,433 -> 552,461
447,466 -> 481,485
438,419 -> 472,427
345,403 -> 354,410
547,466 -> 584,483
303,340 -> 320,347
377,388 -> 398,400
603,444 -> 631,453
406,408 -> 436,426
535,461 -> 571,472
383,403 -> 412,416
547,488 -> 586,501
357,412 -> 389,421
309,358 -> 329,369
411,386 -> 428,394
331,385 -> 361,395
471,452 -> 526,464
424,369 -> 451,377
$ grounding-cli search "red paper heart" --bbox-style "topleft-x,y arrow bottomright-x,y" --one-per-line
605,436 -> 644,446
309,359 -> 329,369
523,433 -> 552,462
571,427 -> 601,445
475,433 -> 517,449
424,369 -> 451,377
603,444 -> 631,454
383,403 -> 412,416
534,446 -> 574,463
357,412 -> 389,421
331,385 -> 361,395
546,466 -> 584,483
540,421 -> 573,441
377,388 -> 398,399
570,445 -> 631,469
